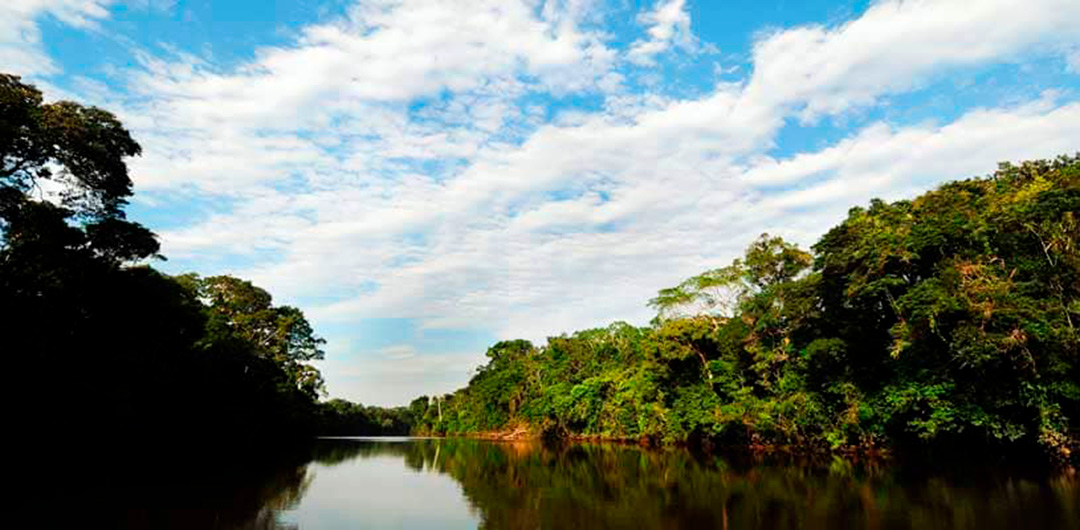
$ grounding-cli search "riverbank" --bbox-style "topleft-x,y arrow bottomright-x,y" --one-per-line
405,157 -> 1080,467
420,427 -> 1080,470
429,426 -> 891,456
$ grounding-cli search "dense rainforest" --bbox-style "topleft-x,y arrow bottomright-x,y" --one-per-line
4,72 -> 1077,467
412,155 -> 1080,464
0,73 -> 404,467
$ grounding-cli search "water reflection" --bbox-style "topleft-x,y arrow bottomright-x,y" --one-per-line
279,438 -> 1079,530
106,438 -> 1078,529
281,438 -> 477,528
87,450 -> 313,529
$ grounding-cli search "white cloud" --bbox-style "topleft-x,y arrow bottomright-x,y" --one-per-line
381,345 -> 418,360
319,350 -> 486,405
17,0 -> 1080,402
317,102 -> 1079,337
753,99 -> 1080,210
115,0 -> 618,193
627,0 -> 697,66
134,0 -> 613,115
130,0 -> 1080,344
744,0 -> 1080,122
123,0 -> 177,14
1068,48 -> 1080,73
0,0 -> 113,77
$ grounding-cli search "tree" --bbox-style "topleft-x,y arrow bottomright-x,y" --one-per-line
183,274 -> 328,398
648,234 -> 811,322
0,72 -> 158,264
423,156 -> 1077,462
2,74 -> 331,469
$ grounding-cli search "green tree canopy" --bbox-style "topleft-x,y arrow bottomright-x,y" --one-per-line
420,155 -> 1079,464
181,274 -> 327,398
0,72 -> 158,264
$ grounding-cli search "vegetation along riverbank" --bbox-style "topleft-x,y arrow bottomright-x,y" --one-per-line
3,72 -> 1076,468
407,154 -> 1080,466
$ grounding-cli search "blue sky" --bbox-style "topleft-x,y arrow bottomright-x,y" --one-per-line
3,0 -> 1079,405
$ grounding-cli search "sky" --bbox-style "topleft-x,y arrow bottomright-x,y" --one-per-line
4,0 -> 1079,406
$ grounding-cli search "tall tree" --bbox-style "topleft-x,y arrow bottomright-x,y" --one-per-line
0,72 -> 158,263
182,274 -> 327,399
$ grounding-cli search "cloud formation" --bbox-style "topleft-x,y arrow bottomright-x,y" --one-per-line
0,0 -> 112,76
627,0 -> 697,66
5,0 -> 1080,404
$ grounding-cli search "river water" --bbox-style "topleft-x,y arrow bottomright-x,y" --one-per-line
114,437 -> 1078,529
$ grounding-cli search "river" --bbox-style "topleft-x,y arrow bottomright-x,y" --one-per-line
111,437 -> 1078,529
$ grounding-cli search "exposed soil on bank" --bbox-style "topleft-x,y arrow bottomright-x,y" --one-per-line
422,429 -> 1077,469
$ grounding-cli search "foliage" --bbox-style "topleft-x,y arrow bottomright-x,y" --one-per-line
417,155 -> 1080,463
1,73 -> 156,261
2,74 -> 326,461
4,72 -> 1076,464
180,274 -> 327,399
308,438 -> 1080,530
315,398 -> 417,436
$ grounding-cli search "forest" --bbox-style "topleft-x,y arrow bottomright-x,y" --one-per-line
412,154 -> 1080,464
0,72 -> 411,464
1,72 -> 329,453
3,72 -> 1077,465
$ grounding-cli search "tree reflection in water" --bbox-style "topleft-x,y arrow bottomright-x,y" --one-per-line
65,446 -> 313,530
96,439 -> 1078,529
297,438 -> 1079,530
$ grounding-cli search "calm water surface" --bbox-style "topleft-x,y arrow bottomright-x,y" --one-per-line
119,437 -> 1079,529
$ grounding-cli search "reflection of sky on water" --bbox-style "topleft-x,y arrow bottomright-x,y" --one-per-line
280,452 -> 477,529
271,438 -> 1079,530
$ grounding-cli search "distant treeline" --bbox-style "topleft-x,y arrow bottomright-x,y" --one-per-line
5,72 -> 1077,464
316,398 -> 428,436
412,155 -> 1079,463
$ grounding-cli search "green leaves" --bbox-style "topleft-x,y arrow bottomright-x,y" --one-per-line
84,217 -> 161,263
648,263 -> 745,320
419,155 -> 1079,463
2,74 -> 335,457
185,274 -> 327,398
1,74 -> 140,221
648,234 -> 812,322
1,73 -> 156,266
743,234 -> 813,289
